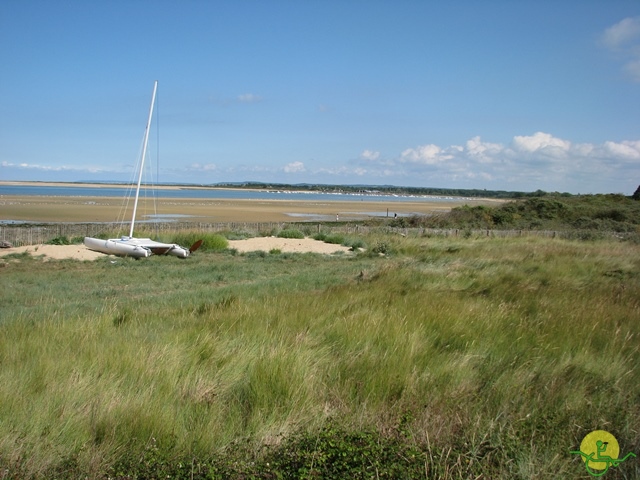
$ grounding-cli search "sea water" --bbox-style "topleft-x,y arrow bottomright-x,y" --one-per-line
0,184 -> 464,204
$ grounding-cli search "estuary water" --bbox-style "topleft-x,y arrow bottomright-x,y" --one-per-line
0,184 -> 464,204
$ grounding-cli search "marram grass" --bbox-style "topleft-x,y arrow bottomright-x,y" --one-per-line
0,235 -> 638,478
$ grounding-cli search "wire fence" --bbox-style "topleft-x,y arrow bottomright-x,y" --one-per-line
1,221 -> 633,248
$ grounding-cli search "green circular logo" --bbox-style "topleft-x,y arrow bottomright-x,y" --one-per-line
571,430 -> 636,476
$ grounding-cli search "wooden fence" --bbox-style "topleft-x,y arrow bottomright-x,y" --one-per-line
1,221 -> 630,247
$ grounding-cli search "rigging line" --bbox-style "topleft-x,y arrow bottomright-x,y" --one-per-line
116,133 -> 146,236
115,136 -> 144,236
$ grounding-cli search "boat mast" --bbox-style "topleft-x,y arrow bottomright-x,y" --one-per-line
129,80 -> 158,238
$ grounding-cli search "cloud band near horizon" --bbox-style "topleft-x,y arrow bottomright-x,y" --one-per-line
353,131 -> 639,193
2,131 -> 638,194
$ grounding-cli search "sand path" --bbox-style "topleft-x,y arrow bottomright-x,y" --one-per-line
227,237 -> 351,254
0,244 -> 105,261
0,237 -> 351,261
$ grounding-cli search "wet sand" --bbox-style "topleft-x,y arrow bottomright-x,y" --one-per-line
0,195 -> 492,223
0,181 -> 501,223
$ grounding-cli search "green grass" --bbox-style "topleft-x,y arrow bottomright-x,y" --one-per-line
313,231 -> 367,251
277,228 -> 305,239
0,235 -> 639,478
167,232 -> 229,251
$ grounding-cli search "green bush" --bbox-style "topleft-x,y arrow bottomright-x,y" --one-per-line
315,233 -> 345,245
170,232 -> 228,251
371,240 -> 391,255
277,229 -> 305,239
349,239 -> 366,251
260,424 -> 425,479
219,230 -> 253,240
46,236 -> 70,245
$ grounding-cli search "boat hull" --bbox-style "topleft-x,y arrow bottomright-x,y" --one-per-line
83,237 -> 191,258
83,237 -> 151,258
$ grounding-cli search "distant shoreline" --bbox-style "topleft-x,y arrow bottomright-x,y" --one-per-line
0,180 -> 507,204
0,180 -> 257,192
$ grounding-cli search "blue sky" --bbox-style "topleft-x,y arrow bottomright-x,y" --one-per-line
1,1 -> 640,194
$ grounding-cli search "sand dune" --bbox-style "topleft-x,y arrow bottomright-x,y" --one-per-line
0,237 -> 351,261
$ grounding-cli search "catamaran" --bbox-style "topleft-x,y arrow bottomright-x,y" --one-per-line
84,81 -> 201,259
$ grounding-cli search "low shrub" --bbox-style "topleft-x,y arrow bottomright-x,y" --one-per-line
219,230 -> 253,240
349,239 -> 366,251
277,229 -> 305,239
170,232 -> 228,251
247,250 -> 267,258
46,236 -> 70,245
259,424 -> 425,479
259,228 -> 278,237
371,240 -> 391,255
314,232 -> 345,245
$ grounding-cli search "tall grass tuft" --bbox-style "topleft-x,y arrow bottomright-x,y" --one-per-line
167,232 -> 228,251
277,228 -> 305,239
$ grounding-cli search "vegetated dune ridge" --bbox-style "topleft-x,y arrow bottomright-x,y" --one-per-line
0,237 -> 351,260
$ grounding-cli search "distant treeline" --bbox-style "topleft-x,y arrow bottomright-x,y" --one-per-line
213,182 -> 565,199
389,193 -> 640,233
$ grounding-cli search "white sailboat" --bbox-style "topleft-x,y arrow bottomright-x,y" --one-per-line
84,81 -> 201,259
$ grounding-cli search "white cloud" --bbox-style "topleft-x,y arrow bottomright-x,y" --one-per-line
602,140 -> 640,160
1,161 -> 102,173
623,57 -> 640,81
601,17 -> 640,82
284,161 -> 305,173
601,16 -> 640,49
512,132 -> 570,154
188,163 -> 217,171
237,164 -> 274,173
466,136 -> 503,163
360,150 -> 380,161
237,93 -> 263,104
572,143 -> 595,157
350,131 -> 639,193
400,144 -> 451,165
